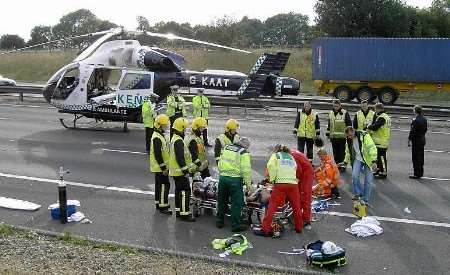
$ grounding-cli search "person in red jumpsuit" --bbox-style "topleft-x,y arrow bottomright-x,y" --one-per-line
253,145 -> 303,237
290,148 -> 314,230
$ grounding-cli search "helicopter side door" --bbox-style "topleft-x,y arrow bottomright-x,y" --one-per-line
116,70 -> 155,108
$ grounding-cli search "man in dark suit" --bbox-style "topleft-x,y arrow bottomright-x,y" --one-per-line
408,105 -> 427,179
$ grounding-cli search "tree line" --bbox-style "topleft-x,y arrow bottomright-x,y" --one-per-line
1,0 -> 449,50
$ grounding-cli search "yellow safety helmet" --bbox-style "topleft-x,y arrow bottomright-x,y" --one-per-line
173,117 -> 189,132
154,114 -> 170,129
225,119 -> 239,131
192,117 -> 207,131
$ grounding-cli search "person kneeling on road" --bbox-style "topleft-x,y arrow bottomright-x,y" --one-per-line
254,145 -> 303,237
150,114 -> 172,215
186,117 -> 210,179
169,117 -> 196,222
313,148 -> 342,199
217,137 -> 252,232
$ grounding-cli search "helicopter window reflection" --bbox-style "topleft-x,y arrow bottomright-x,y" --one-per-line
87,68 -> 121,100
52,66 -> 80,100
119,73 -> 152,90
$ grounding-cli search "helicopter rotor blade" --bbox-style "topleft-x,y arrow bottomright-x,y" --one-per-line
140,31 -> 251,54
0,29 -> 116,56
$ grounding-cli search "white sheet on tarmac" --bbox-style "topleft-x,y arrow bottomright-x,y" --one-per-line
345,216 -> 383,237
0,197 -> 41,211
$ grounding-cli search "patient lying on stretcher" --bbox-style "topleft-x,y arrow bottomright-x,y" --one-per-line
313,148 -> 342,198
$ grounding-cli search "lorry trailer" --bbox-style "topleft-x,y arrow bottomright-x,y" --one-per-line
312,37 -> 450,104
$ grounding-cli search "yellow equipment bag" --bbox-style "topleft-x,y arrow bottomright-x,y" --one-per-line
352,200 -> 367,218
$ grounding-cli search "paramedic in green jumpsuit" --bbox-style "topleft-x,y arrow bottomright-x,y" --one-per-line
216,137 -> 252,232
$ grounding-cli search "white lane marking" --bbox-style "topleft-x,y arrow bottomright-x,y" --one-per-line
326,212 -> 450,228
420,177 -> 450,181
0,117 -> 12,120
0,172 -> 174,197
102,148 -> 147,155
1,171 -> 448,228
425,149 -> 450,154
393,129 -> 450,135
0,103 -> 46,108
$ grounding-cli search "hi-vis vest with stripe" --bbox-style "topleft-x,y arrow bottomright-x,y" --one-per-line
216,133 -> 241,161
370,113 -> 391,148
267,152 -> 298,184
297,111 -> 319,138
192,95 -> 210,119
169,134 -> 192,176
166,95 -> 186,117
329,110 -> 347,139
150,131 -> 169,173
142,101 -> 155,128
356,110 -> 374,131
218,144 -> 252,184
218,133 -> 240,148
185,133 -> 207,164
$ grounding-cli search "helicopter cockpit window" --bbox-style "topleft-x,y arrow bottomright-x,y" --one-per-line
119,73 -> 152,90
87,68 -> 121,100
52,66 -> 80,100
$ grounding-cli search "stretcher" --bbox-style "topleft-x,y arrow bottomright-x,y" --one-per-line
190,175 -> 293,226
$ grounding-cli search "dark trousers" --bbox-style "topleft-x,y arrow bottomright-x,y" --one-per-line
297,137 -> 314,161
173,176 -> 191,216
155,173 -> 170,209
217,176 -> 244,230
331,138 -> 346,164
203,128 -> 209,145
412,142 -> 425,177
169,113 -> 182,138
145,127 -> 154,152
330,138 -> 345,197
202,119 -> 209,145
376,147 -> 388,176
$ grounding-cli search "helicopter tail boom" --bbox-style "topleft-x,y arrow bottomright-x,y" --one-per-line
177,52 -> 299,98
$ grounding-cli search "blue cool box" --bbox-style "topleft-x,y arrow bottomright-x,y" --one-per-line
50,204 -> 77,219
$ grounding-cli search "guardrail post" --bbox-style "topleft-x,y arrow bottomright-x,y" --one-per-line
19,92 -> 23,102
244,105 -> 248,117
227,106 -> 230,116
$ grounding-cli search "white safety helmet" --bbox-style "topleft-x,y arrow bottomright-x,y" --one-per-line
321,241 -> 339,255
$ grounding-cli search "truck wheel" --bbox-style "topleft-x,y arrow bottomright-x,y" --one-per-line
334,86 -> 353,102
356,87 -> 373,103
378,87 -> 398,105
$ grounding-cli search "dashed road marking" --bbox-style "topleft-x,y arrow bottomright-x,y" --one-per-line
327,212 -> 450,228
0,103 -> 47,108
102,148 -> 147,155
394,129 -> 450,135
0,171 -> 175,198
419,176 -> 450,181
425,149 -> 450,154
1,171 -> 449,228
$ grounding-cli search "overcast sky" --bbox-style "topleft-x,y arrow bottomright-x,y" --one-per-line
0,0 -> 434,40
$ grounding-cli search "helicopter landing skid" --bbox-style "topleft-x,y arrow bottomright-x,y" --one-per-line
59,114 -> 128,132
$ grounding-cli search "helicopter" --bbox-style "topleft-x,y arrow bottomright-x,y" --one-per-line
2,27 -> 300,130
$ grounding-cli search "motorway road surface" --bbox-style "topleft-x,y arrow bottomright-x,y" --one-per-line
0,99 -> 449,274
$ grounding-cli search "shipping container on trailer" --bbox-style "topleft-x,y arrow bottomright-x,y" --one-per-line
312,37 -> 450,104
